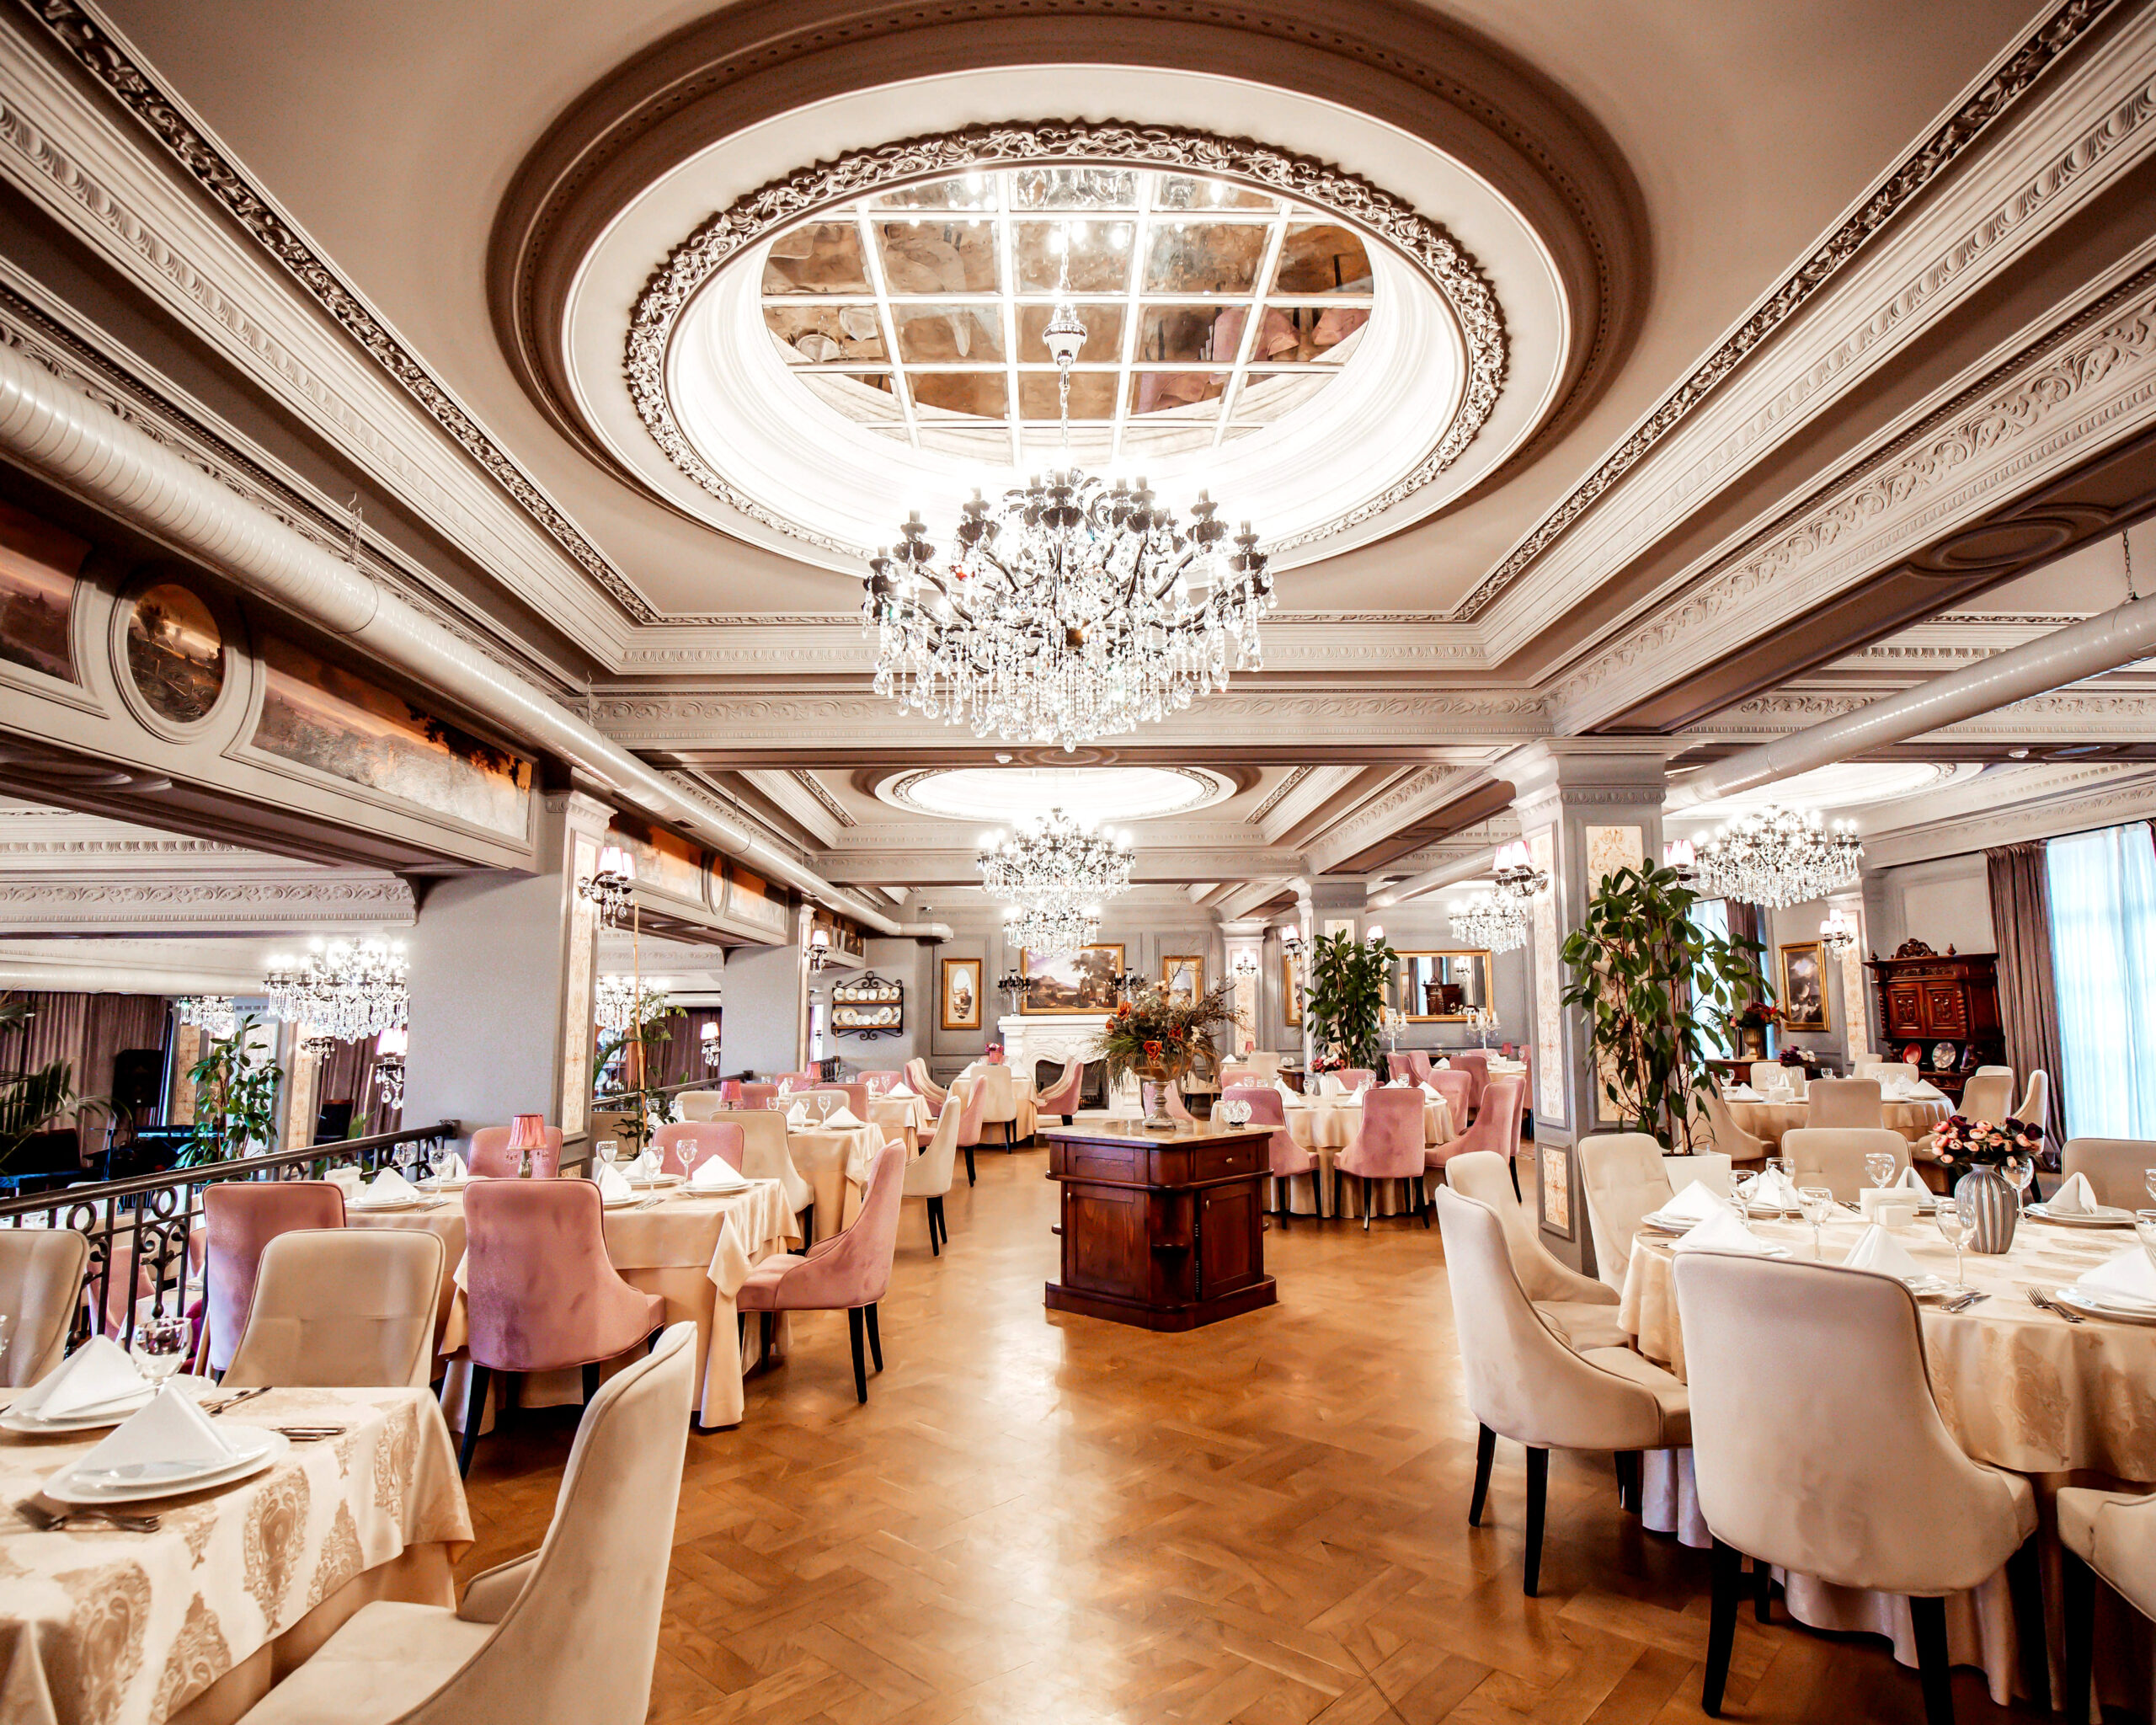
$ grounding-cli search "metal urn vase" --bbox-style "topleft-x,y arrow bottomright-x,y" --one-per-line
1134,1060 -> 1188,1131
1954,1165 -> 2019,1253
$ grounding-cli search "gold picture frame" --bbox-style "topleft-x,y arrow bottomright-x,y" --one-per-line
940,957 -> 982,1032
1389,948 -> 1495,1022
1282,952 -> 1304,1028
1778,940 -> 1829,1032
1020,945 -> 1126,1015
1161,953 -> 1203,1006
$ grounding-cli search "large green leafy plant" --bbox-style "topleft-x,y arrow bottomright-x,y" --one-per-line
185,1013 -> 283,1164
1560,863 -> 1764,1149
1304,931 -> 1396,1071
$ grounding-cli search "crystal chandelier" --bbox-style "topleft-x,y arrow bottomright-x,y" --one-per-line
1689,806 -> 1863,908
1449,892 -> 1528,954
262,938 -> 408,1042
594,975 -> 670,1035
176,995 -> 237,1039
1491,841 -> 1549,904
863,284 -> 1273,750
1001,901 -> 1102,954
979,809 -> 1134,911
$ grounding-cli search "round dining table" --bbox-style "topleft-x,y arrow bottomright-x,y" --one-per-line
1276,1092 -> 1454,1217
868,1092 -> 931,1152
1619,1208 -> 2156,1709
1721,1089 -> 1951,1148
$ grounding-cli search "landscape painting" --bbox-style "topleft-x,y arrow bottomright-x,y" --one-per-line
0,502 -> 84,683
1021,944 -> 1125,1014
125,582 -> 224,723
611,817 -> 706,903
253,634 -> 533,836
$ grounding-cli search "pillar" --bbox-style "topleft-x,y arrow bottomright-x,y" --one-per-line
403,791 -> 611,1151
719,905 -> 812,1076
1828,888 -> 1872,1061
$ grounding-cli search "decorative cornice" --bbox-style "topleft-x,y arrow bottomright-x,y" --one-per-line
1458,0 -> 2123,621
1862,767 -> 2156,868
790,771 -> 854,830
0,875 -> 415,930
1247,766 -> 1313,826
623,119 -> 1505,559
18,0 -> 655,622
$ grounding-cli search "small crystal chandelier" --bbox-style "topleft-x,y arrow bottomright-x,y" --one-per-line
978,809 -> 1134,913
594,975 -> 669,1035
262,938 -> 408,1042
863,281 -> 1273,750
371,1025 -> 408,1111
579,845 -> 637,928
1689,806 -> 1863,908
1449,891 -> 1528,954
176,995 -> 237,1039
1002,901 -> 1102,953
1820,906 -> 1857,953
1491,841 -> 1549,904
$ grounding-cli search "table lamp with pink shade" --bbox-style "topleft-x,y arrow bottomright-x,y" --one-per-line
506,1113 -> 548,1178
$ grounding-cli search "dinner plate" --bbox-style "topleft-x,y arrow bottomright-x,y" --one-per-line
348,1194 -> 431,1213
1905,1275 -> 1960,1300
2050,1285 -> 2156,1324
45,1430 -> 288,1504
1641,1210 -> 1711,1233
627,1172 -> 684,1189
599,1191 -> 649,1210
2,1375 -> 215,1435
2026,1203 -> 2135,1228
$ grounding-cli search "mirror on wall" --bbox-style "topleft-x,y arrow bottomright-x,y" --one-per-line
1388,950 -> 1492,1021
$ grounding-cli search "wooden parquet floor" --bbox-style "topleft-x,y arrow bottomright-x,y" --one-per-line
456,1147 -> 2051,1724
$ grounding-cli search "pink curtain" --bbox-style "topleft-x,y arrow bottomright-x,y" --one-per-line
1986,842 -> 2066,1133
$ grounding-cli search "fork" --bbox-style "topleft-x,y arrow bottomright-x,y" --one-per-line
2026,1286 -> 2084,1324
15,1498 -> 160,1533
202,1386 -> 272,1416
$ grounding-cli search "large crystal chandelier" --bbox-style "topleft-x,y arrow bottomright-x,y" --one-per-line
1449,892 -> 1528,955
262,938 -> 408,1042
176,995 -> 237,1039
979,809 -> 1134,908
594,975 -> 670,1035
863,281 -> 1273,750
1689,806 -> 1862,908
1002,901 -> 1103,953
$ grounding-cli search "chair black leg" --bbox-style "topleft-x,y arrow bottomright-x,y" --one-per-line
846,1306 -> 868,1403
928,1195 -> 943,1254
1510,1152 -> 1522,1201
457,1364 -> 490,1477
1908,1594 -> 1954,1725
964,1144 -> 976,1186
759,1310 -> 774,1364
1278,1180 -> 1289,1229
2004,1534 -> 2045,1705
1468,1423 -> 1496,1526
581,1361 -> 600,1406
800,1204 -> 815,1249
865,1302 -> 883,1371
2063,1546 -> 2095,1725
1361,1176 -> 1372,1233
1523,1446 -> 1548,1597
1333,1169 -> 1342,1218
1614,1450 -> 1640,1514
1703,1537 -> 1742,1716
1422,1177 -> 1433,1227
1753,1556 -> 1773,1622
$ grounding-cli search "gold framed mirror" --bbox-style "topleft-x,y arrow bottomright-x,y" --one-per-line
1388,949 -> 1493,1021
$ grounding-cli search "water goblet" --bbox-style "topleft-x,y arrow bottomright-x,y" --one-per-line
131,1313 -> 189,1386
2144,1168 -> 2156,1208
1796,1185 -> 1835,1257
2005,1153 -> 2036,1213
1935,1197 -> 1976,1290
1865,1152 -> 1898,1192
2135,1210 -> 2156,1278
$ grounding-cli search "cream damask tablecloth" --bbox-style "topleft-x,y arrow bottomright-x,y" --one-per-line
785,1125 -> 880,1233
867,1096 -> 929,1154
0,1386 -> 469,1725
1619,1211 -> 2156,1707
1723,1094 -> 1950,1149
1273,1095 -> 1454,1218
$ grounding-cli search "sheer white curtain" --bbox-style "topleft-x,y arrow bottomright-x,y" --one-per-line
1689,897 -> 1735,1057
2046,822 -> 2156,1138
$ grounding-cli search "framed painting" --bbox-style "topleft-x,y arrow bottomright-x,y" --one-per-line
1537,1143 -> 1573,1240
1020,945 -> 1126,1015
940,957 -> 982,1032
1161,953 -> 1203,1006
1282,953 -> 1304,1028
1778,940 -> 1828,1031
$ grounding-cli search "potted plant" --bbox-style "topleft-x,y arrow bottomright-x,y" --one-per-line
1560,862 -> 1764,1151
1931,1114 -> 2043,1252
184,1013 -> 283,1164
1304,931 -> 1396,1073
1728,998 -> 1784,1061
0,998 -> 102,1169
1093,982 -> 1241,1130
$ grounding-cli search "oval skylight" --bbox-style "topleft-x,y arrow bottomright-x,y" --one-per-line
877,765 -> 1232,825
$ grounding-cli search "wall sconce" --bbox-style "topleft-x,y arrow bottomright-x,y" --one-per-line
1492,841 -> 1550,902
1820,907 -> 1856,953
808,927 -> 832,973
1278,924 -> 1303,955
1364,924 -> 1385,945
372,1025 -> 408,1110
1230,950 -> 1259,980
699,1020 -> 721,1071
1663,837 -> 1697,874
580,844 -> 637,927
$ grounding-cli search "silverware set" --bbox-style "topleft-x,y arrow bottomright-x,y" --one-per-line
2026,1286 -> 2085,1323
15,1498 -> 158,1533
201,1386 -> 272,1415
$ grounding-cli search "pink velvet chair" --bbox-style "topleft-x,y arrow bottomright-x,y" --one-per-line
736,1141 -> 907,1402
650,1121 -> 744,1178
1142,1081 -> 1198,1124
808,1081 -> 873,1119
1335,1087 -> 1429,1231
740,1081 -> 780,1109
201,1181 -> 346,1373
1387,1054 -> 1416,1081
1425,1067 -> 1475,1135
1225,1085 -> 1319,1225
1428,1074 -> 1528,1199
1339,1068 -> 1375,1092
457,1179 -> 667,1473
1034,1059 -> 1085,1125
469,1124 -> 562,1178
1453,1051 -> 1492,1115
1406,1050 -> 1434,1085
950,1076 -> 989,1187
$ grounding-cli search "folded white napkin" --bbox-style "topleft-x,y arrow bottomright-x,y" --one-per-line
1420,1081 -> 1442,1097
1385,1076 -> 1411,1087
19,1336 -> 147,1419
357,1166 -> 418,1206
2079,1248 -> 2156,1302
2048,1171 -> 2101,1215
444,1151 -> 469,1179
74,1382 -> 236,1475
690,1155 -> 748,1191
824,1107 -> 866,1129
1842,1224 -> 1924,1279
889,1083 -> 915,1098
1894,1165 -> 1930,1195
595,1159 -> 634,1201
1659,1179 -> 1732,1225
1673,1206 -> 1775,1255
1746,1167 -> 1801,1210
1433,1057 -> 1451,1070
786,1102 -> 809,1130
1722,1084 -> 1762,1101
325,1167 -> 363,1199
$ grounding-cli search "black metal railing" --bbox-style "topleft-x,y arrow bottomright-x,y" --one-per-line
0,1119 -> 458,1352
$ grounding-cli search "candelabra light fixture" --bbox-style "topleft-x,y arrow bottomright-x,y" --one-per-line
1449,891 -> 1528,955
1230,950 -> 1260,980
371,1025 -> 408,1113
1820,907 -> 1858,953
1491,841 -> 1549,904
978,809 -> 1135,910
262,937 -> 408,1042
1688,806 -> 1863,909
176,995 -> 237,1039
579,845 -> 637,928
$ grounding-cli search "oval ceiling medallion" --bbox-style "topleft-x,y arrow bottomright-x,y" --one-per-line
604,115 -> 1534,571
877,765 -> 1233,825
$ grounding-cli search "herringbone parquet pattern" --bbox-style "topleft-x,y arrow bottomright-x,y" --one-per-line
456,1149 -> 2047,1723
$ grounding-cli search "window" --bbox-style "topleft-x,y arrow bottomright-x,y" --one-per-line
1689,896 -> 1735,1058
2045,822 -> 2156,1137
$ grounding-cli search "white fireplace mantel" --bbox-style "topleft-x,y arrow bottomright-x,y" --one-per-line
997,1012 -> 1107,1075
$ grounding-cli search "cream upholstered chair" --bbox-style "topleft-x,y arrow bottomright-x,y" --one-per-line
1437,1188 -> 1689,1596
1804,1076 -> 1883,1130
1782,1126 -> 1908,1202
0,1228 -> 87,1386
903,1057 -> 947,1117
2059,1486 -> 2156,1721
2012,1069 -> 2048,1135
1691,1089 -> 1769,1167
1854,1057 -> 1901,1079
705,1108 -> 815,1241
902,1097 -> 962,1255
224,1230 -> 443,1390
1575,1134 -> 1673,1293
2058,1137 -> 2156,1211
675,1091 -> 723,1121
1959,1066 -> 2015,1124
1673,1253 -> 2040,1723
237,1323 -> 695,1725
1446,1151 -> 1626,1351
967,1064 -> 1036,1146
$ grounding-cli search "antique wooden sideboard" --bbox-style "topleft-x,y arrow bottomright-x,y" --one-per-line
1862,941 -> 2004,1103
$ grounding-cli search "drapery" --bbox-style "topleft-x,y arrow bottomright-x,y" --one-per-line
2045,822 -> 2156,1139
649,1007 -> 722,1089
5,990 -> 170,1133
1984,841 -> 2067,1136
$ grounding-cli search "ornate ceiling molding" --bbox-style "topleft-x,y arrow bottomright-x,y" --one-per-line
1861,764 -> 2156,868
0,874 -> 415,932
1694,686 -> 2156,741
1246,766 -> 1314,827
623,120 -> 1505,558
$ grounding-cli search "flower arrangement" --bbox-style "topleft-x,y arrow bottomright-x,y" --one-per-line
984,1044 -> 1006,1065
1729,999 -> 1785,1031
1931,1112 -> 2043,1174
1091,981 -> 1241,1089
1308,1050 -> 1348,1075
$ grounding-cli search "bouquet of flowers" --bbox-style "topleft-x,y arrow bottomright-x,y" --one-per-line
1091,982 -> 1241,1088
1931,1111 -> 2042,1174
1729,999 -> 1784,1032
984,1044 -> 1006,1065
1308,1049 -> 1348,1075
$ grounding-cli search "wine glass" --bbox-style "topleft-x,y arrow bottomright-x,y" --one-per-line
2004,1153 -> 2036,1213
1935,1196 -> 1977,1290
131,1314 -> 189,1386
1865,1152 -> 1898,1192
2144,1168 -> 2156,1208
2135,1210 -> 2156,1278
1796,1185 -> 1836,1257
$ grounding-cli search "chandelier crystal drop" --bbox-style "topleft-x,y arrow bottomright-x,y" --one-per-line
1689,806 -> 1863,909
594,975 -> 670,1035
262,938 -> 408,1042
864,291 -> 1273,750
1001,902 -> 1102,954
1449,892 -> 1528,955
176,995 -> 237,1039
977,808 -> 1134,910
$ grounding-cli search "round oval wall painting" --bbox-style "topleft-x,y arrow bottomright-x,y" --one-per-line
125,582 -> 224,723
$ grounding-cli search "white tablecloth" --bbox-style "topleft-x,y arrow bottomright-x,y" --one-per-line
1274,1095 -> 1454,1217
868,1095 -> 930,1151
786,1125 -> 880,1232
1722,1091 -> 1951,1149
